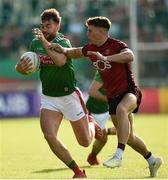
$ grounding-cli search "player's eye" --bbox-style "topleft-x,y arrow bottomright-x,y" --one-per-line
46,24 -> 51,28
40,24 -> 51,30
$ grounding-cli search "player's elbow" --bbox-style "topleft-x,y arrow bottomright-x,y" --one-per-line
55,60 -> 66,67
88,88 -> 95,97
130,52 -> 134,62
53,56 -> 67,67
124,52 -> 134,63
127,50 -> 134,62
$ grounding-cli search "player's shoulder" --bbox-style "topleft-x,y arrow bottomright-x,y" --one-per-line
29,38 -> 41,50
30,37 -> 40,45
82,42 -> 95,51
82,42 -> 95,56
108,38 -> 128,49
54,33 -> 71,47
31,37 -> 37,42
54,33 -> 70,42
109,37 -> 127,45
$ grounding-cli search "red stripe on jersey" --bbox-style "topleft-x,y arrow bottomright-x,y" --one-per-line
63,35 -> 69,39
75,88 -> 88,114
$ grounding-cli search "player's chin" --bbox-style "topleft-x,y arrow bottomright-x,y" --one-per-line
46,34 -> 55,41
43,35 -> 48,39
88,38 -> 93,43
89,40 -> 95,45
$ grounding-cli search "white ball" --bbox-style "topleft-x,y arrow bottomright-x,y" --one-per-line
20,51 -> 40,74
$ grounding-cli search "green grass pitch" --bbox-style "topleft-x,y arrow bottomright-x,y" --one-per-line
0,114 -> 168,179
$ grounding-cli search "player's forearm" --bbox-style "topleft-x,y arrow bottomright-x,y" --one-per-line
89,90 -> 107,102
64,47 -> 84,59
41,40 -> 67,66
106,50 -> 134,63
46,49 -> 67,66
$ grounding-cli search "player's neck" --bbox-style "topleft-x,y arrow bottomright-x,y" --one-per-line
95,37 -> 108,47
47,33 -> 58,42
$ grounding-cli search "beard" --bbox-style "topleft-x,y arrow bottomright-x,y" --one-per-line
44,33 -> 56,42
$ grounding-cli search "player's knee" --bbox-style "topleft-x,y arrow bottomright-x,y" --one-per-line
116,104 -> 127,117
78,138 -> 91,147
44,133 -> 56,143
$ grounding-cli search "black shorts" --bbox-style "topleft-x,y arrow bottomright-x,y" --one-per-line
108,88 -> 142,115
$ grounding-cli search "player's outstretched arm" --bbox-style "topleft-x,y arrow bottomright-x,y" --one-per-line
48,43 -> 84,59
87,48 -> 134,63
88,80 -> 107,102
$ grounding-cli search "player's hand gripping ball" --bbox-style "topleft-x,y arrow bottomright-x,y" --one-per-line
20,51 -> 40,74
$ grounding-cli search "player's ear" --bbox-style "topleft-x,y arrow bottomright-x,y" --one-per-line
99,27 -> 107,34
56,23 -> 60,32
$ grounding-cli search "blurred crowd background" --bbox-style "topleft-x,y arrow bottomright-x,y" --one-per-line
0,0 -> 168,117
0,0 -> 168,87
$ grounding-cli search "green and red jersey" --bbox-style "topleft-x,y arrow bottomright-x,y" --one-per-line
30,33 -> 77,97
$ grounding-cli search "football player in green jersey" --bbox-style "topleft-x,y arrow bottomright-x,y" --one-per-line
15,8 -> 103,179
86,71 -> 116,166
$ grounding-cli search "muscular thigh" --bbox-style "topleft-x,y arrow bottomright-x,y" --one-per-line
118,93 -> 137,114
109,92 -> 137,115
70,115 -> 90,145
40,108 -> 63,136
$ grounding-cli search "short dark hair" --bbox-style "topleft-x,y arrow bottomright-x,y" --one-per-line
41,8 -> 61,23
86,16 -> 111,30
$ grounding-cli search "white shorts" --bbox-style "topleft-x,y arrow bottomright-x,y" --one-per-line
41,89 -> 87,121
91,112 -> 110,130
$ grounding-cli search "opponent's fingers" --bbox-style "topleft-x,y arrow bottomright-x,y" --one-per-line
48,43 -> 64,53
87,51 -> 94,55
87,51 -> 105,60
32,28 -> 43,39
50,43 -> 61,49
48,43 -> 56,50
87,51 -> 99,56
32,28 -> 41,34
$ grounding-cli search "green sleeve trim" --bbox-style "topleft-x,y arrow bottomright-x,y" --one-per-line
94,71 -> 103,83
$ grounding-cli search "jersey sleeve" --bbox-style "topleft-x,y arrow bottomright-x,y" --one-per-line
117,40 -> 128,51
59,38 -> 72,48
94,71 -> 103,83
82,44 -> 89,56
29,39 -> 36,51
